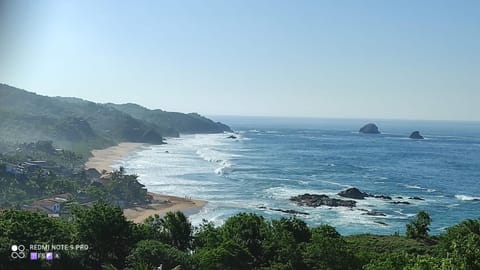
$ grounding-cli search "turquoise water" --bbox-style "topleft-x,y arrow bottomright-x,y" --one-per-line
116,117 -> 480,235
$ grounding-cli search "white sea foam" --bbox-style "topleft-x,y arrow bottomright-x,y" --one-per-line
403,184 -> 436,192
455,195 -> 480,201
196,148 -> 225,163
318,180 -> 350,188
265,186 -> 337,200
194,140 -> 239,175
215,161 -> 233,175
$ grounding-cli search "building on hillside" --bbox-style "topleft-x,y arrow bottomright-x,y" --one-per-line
5,163 -> 25,175
99,172 -> 113,184
30,193 -> 73,216
32,199 -> 61,214
22,162 -> 42,173
25,160 -> 48,167
85,168 -> 101,180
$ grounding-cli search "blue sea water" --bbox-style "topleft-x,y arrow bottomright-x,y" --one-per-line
115,117 -> 480,235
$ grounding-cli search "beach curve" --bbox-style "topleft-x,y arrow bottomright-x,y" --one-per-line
85,142 -> 207,223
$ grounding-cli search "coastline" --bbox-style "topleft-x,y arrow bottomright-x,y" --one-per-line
85,142 -> 207,223
85,142 -> 146,173
124,192 -> 206,223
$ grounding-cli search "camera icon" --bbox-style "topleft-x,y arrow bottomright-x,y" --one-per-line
11,245 -> 26,259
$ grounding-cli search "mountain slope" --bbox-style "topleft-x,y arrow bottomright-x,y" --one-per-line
107,103 -> 232,136
0,84 -> 231,153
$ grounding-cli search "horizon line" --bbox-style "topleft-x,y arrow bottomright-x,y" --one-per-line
2,82 -> 479,124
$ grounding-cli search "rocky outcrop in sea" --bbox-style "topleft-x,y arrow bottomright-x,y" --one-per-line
290,194 -> 356,208
359,123 -> 380,134
338,187 -> 392,200
409,131 -> 424,139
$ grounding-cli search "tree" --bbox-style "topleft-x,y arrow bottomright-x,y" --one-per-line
126,240 -> 192,270
439,219 -> 480,269
194,219 -> 223,249
363,252 -> 414,270
406,211 -> 432,239
303,225 -> 358,270
72,202 -> 133,269
195,240 -> 254,270
263,217 -> 310,269
144,211 -> 193,251
221,213 -> 269,266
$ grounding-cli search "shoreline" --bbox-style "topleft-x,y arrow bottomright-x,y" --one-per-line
85,142 -> 146,173
85,142 -> 207,223
124,192 -> 206,223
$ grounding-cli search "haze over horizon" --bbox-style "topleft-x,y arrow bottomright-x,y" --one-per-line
1,0 -> 479,121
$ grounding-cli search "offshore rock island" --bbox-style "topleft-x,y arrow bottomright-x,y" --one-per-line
359,123 -> 381,134
410,131 -> 425,139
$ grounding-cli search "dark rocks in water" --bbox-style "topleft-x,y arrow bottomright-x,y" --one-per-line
373,195 -> 392,200
374,221 -> 389,226
409,131 -> 424,139
396,196 -> 403,199
272,208 -> 310,216
362,210 -> 386,217
409,196 -> 425,201
165,150 -> 169,153
258,206 -> 309,215
338,188 -> 370,200
227,135 -> 237,139
338,187 -> 392,200
290,194 -> 356,208
391,201 -> 411,205
359,123 -> 380,134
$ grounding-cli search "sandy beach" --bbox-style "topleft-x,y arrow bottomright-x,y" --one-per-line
85,142 -> 145,173
124,193 -> 206,223
85,142 -> 207,223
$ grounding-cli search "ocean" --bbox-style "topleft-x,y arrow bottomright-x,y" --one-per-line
114,117 -> 480,235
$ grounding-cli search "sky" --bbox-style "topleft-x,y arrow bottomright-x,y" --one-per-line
0,0 -> 479,121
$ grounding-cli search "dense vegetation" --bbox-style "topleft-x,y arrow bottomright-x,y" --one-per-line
0,203 -> 479,270
0,84 -> 231,155
0,141 -> 149,208
108,103 -> 232,136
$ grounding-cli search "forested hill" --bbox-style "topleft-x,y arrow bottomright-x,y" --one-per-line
107,103 -> 232,135
0,84 -> 231,153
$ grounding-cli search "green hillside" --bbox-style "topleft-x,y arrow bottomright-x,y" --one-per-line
107,103 -> 232,136
0,84 -> 231,153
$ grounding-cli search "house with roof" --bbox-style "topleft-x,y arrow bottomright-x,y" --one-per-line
30,193 -> 73,216
32,199 -> 61,214
5,163 -> 25,175
85,168 -> 101,180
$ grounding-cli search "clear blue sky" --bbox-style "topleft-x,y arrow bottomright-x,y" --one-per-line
1,0 -> 479,121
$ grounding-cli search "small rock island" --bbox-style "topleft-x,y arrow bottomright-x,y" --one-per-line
359,123 -> 380,134
290,194 -> 356,208
338,187 -> 369,199
409,131 -> 424,139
